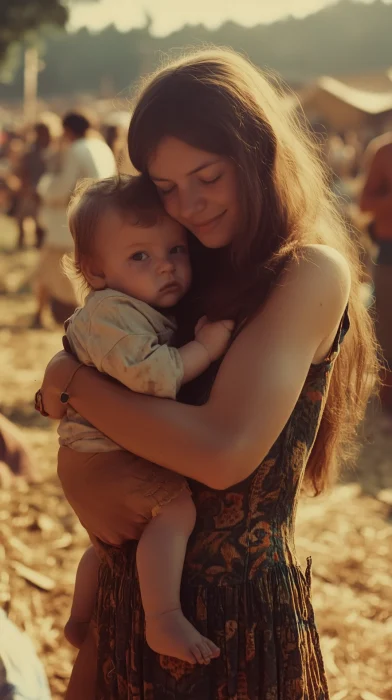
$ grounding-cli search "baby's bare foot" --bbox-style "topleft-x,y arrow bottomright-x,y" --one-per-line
146,608 -> 220,665
64,617 -> 90,649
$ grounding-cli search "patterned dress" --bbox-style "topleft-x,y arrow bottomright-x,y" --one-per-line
94,309 -> 350,699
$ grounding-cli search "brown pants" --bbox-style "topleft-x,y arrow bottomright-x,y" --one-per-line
58,447 -> 191,697
57,446 -> 189,545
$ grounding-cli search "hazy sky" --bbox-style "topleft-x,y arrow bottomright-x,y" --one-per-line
69,0 -> 380,36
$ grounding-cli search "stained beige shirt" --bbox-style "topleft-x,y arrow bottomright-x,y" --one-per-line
58,289 -> 183,452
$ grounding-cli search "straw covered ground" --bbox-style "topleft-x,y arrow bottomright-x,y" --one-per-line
0,217 -> 391,700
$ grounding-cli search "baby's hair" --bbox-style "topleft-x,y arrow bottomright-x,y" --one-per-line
63,174 -> 164,300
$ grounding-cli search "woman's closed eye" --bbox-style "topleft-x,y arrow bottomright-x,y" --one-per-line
199,174 -> 222,185
157,184 -> 176,196
157,174 -> 221,195
130,251 -> 149,262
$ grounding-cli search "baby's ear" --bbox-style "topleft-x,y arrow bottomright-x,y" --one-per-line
81,258 -> 106,290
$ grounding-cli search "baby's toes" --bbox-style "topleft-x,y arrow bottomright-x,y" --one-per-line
190,642 -> 206,665
198,638 -> 216,664
206,639 -> 220,658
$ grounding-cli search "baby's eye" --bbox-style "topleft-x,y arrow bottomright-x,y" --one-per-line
131,252 -> 148,262
170,245 -> 187,255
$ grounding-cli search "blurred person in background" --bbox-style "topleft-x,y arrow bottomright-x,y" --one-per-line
0,608 -> 51,700
344,129 -> 367,179
103,124 -> 126,164
0,174 -> 11,215
14,115 -> 62,250
0,133 -> 26,222
0,412 -> 37,486
15,123 -> 49,250
33,111 -> 117,328
360,130 -> 392,424
102,112 -> 133,173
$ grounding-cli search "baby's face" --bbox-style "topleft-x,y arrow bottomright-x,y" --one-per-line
93,208 -> 192,308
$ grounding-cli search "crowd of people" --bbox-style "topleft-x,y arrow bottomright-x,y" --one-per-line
0,54 -> 391,698
0,109 -> 130,326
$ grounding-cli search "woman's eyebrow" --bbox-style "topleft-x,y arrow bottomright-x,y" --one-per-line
150,159 -> 221,181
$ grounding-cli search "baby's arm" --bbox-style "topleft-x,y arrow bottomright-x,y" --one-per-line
178,318 -> 234,384
64,546 -> 100,649
100,312 -> 234,390
69,295 -> 233,398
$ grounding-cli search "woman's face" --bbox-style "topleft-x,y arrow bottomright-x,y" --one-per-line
148,137 -> 241,248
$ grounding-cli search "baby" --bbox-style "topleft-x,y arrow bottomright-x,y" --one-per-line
58,175 -> 233,666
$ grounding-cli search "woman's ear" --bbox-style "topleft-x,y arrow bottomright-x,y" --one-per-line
80,258 -> 106,290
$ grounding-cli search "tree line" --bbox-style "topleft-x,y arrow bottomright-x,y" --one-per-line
1,0 -> 392,100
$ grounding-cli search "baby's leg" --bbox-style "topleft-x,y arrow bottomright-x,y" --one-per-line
65,545 -> 100,649
137,490 -> 220,665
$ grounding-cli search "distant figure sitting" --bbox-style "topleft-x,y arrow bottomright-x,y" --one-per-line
0,412 -> 37,486
33,111 -> 117,328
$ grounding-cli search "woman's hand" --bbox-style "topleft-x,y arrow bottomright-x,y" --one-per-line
36,350 -> 80,419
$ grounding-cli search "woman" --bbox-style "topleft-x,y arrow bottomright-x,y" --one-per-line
38,49 -> 378,699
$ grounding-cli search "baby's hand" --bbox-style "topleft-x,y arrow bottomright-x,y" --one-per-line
195,316 -> 234,362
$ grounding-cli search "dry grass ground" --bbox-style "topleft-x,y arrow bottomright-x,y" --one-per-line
0,216 -> 391,700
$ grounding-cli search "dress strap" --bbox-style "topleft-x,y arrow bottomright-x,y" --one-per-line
311,304 -> 350,367
329,304 -> 350,356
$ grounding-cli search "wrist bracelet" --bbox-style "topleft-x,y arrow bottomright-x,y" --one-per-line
34,363 -> 83,417
59,363 -> 84,404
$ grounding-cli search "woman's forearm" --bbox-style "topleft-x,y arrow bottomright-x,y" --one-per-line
67,367 -> 238,489
55,247 -> 350,494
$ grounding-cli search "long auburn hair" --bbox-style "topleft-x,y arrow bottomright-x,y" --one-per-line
128,48 -> 379,494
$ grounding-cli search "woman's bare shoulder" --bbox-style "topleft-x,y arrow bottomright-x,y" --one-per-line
287,243 -> 351,311
301,242 -> 351,273
246,243 -> 351,350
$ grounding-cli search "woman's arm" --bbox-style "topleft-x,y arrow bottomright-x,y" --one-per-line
42,245 -> 350,489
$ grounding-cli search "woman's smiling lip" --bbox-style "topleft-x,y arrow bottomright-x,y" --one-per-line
188,211 -> 227,230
